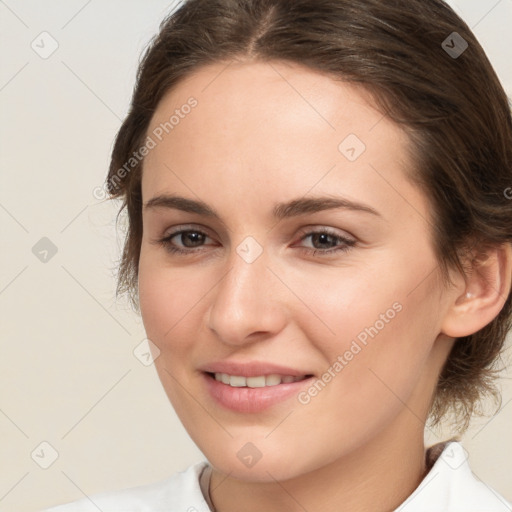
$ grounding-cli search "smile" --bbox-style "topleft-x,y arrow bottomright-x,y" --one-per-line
212,372 -> 308,387
203,372 -> 315,413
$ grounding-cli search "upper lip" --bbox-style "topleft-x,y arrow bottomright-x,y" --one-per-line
199,360 -> 313,378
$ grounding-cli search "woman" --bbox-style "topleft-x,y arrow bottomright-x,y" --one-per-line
43,0 -> 512,510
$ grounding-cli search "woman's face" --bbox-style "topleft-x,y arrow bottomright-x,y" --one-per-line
138,60 -> 456,481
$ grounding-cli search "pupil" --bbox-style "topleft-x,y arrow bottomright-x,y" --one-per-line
313,233 -> 334,248
183,232 -> 204,247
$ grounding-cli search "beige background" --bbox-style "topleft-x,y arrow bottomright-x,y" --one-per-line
0,1 -> 511,510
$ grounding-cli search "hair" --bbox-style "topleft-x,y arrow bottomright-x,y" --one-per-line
106,0 -> 512,431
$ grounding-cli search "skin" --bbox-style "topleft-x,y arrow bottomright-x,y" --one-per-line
137,59 -> 511,512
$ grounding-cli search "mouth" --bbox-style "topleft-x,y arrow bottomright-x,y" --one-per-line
202,371 -> 316,413
206,372 -> 313,387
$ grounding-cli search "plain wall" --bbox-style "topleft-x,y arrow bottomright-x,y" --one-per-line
0,1 -> 511,510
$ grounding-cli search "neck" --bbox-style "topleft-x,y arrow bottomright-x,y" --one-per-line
209,417 -> 428,512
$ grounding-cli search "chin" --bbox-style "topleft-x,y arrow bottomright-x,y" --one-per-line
200,435 -> 323,483
211,455 -> 300,483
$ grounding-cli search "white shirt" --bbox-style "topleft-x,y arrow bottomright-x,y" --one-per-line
41,441 -> 511,511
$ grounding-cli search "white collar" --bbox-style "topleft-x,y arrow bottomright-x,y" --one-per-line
44,441 -> 510,511
395,441 -> 511,511
197,441 -> 511,512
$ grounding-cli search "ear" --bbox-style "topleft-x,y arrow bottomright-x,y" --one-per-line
441,243 -> 512,338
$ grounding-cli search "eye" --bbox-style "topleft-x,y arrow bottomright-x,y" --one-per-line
295,228 -> 356,256
156,226 -> 356,257
158,228 -> 214,254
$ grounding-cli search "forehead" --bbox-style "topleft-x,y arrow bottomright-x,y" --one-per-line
145,59 -> 397,153
141,59 -> 425,224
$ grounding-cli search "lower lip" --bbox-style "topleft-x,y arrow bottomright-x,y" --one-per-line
202,372 -> 315,413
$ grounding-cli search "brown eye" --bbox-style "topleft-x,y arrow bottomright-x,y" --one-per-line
174,231 -> 207,248
159,229 -> 213,254
297,229 -> 356,256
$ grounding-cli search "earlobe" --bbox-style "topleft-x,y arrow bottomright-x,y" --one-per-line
441,243 -> 512,338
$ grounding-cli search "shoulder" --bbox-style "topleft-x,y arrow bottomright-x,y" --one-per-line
40,460 -> 210,512
396,441 -> 512,512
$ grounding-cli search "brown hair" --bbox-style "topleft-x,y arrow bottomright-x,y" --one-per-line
106,0 -> 512,431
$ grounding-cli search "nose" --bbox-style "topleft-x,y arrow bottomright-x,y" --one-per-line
206,245 -> 288,346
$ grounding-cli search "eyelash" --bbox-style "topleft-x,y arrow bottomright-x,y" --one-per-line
157,227 -> 356,257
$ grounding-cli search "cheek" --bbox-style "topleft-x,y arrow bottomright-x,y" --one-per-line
294,254 -> 442,406
137,251 -> 202,349
311,277 -> 441,424
285,262 -> 399,351
137,253 -> 206,408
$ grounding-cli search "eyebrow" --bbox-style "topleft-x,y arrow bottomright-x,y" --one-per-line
144,194 -> 381,219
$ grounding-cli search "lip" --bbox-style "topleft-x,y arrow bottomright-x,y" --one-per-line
198,360 -> 312,378
198,360 -> 316,413
202,372 -> 315,413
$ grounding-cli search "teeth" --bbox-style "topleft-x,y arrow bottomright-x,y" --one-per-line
213,373 -> 306,387
230,375 -> 246,387
246,376 -> 266,388
264,374 -> 281,386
